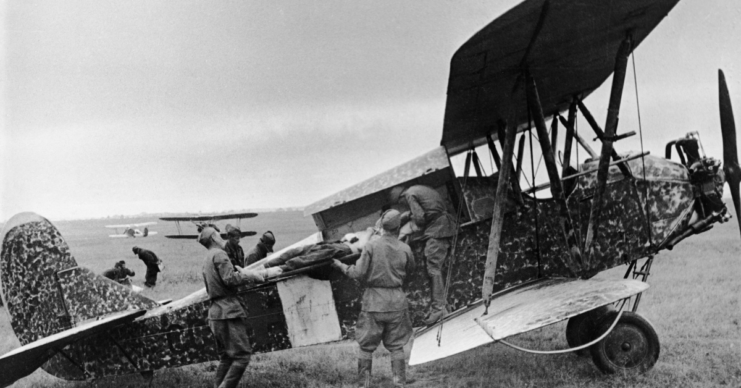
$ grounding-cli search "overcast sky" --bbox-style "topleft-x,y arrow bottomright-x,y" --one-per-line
2,0 -> 740,221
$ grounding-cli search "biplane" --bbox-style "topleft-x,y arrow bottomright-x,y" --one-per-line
104,222 -> 157,238
0,0 -> 739,386
159,213 -> 258,239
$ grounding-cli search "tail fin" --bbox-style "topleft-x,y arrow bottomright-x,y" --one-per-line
0,213 -> 157,346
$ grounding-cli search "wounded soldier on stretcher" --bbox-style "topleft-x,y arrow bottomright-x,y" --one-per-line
243,218 -> 414,279
261,228 -> 375,275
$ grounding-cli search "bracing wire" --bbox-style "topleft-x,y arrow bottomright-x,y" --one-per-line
630,40 -> 654,250
498,299 -> 627,354
437,150 -> 474,345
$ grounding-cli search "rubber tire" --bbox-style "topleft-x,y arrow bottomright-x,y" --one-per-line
565,305 -> 616,357
590,311 -> 660,375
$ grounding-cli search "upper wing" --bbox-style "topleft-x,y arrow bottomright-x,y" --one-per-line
409,277 -> 649,365
0,309 -> 146,388
164,231 -> 256,239
160,212 -> 258,222
104,224 -> 130,228
131,222 -> 157,227
441,0 -> 680,154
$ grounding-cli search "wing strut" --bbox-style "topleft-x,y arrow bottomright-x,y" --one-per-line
576,99 -> 632,178
482,121 -> 518,309
583,37 -> 633,264
526,73 -> 583,274
561,101 -> 578,177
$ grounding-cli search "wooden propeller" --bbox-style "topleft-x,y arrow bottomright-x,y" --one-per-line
719,69 -> 741,238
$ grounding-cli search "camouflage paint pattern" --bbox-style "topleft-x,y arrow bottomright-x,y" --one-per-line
0,153 -> 701,383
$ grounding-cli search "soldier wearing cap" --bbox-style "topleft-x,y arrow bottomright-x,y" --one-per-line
132,246 -> 162,287
332,210 -> 416,388
388,185 -> 457,325
224,226 -> 246,268
102,260 -> 135,285
199,226 -> 266,388
245,231 -> 276,266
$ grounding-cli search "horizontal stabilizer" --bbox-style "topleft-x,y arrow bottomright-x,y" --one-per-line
0,309 -> 146,388
409,278 -> 648,365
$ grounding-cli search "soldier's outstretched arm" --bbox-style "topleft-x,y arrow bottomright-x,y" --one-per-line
332,244 -> 372,280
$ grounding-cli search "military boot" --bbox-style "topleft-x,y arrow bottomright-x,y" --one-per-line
213,360 -> 232,388
218,359 -> 249,388
424,274 -> 448,325
391,359 -> 406,387
357,359 -> 372,388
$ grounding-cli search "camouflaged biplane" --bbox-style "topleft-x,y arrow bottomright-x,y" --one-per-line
1,0 -> 740,386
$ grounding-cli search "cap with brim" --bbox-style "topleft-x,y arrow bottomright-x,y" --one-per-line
198,227 -> 219,246
381,209 -> 401,231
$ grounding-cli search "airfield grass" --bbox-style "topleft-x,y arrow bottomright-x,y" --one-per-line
2,210 -> 740,387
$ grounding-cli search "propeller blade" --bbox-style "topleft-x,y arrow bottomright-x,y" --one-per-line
719,69 -> 741,237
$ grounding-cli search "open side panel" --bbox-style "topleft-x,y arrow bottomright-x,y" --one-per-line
305,147 -> 467,241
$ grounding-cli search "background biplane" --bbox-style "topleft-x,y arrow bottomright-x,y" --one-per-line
105,222 -> 157,238
0,0 -> 739,386
159,212 -> 258,240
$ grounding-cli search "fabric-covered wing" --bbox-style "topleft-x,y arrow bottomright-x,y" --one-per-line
409,277 -> 649,365
164,231 -> 256,239
159,212 -> 258,222
442,0 -> 680,154
0,310 -> 146,388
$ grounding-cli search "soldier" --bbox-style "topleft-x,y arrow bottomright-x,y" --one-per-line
245,231 -> 276,266
332,210 -> 416,388
199,226 -> 266,388
102,260 -> 135,285
132,246 -> 162,287
389,185 -> 457,325
224,227 -> 246,268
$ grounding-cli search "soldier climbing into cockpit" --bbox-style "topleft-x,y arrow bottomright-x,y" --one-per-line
389,184 -> 457,326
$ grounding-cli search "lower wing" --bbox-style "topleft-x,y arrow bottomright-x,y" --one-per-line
409,277 -> 648,365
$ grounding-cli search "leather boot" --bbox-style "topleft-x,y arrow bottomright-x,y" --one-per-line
391,359 -> 406,387
357,359 -> 372,388
424,273 -> 448,325
218,359 -> 249,388
213,360 -> 232,388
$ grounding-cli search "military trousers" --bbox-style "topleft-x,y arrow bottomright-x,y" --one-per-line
209,318 -> 253,362
424,237 -> 451,311
356,310 -> 412,356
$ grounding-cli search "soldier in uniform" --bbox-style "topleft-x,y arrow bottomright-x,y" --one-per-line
102,260 -> 135,285
132,246 -> 162,287
224,227 -> 246,268
389,185 -> 457,325
332,210 -> 415,388
245,231 -> 276,265
199,226 -> 266,388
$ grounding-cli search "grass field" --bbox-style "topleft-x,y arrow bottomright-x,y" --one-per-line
2,210 -> 740,387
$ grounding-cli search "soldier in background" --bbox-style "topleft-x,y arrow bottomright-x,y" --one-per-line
245,231 -> 276,266
132,246 -> 162,287
199,226 -> 266,388
224,226 -> 246,268
332,210 -> 415,387
102,260 -> 135,285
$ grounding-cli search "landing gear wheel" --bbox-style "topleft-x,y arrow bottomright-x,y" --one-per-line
566,305 -> 615,357
590,311 -> 660,374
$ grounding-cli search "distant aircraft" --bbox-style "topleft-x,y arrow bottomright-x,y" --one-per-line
159,212 -> 258,239
105,222 -> 158,238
